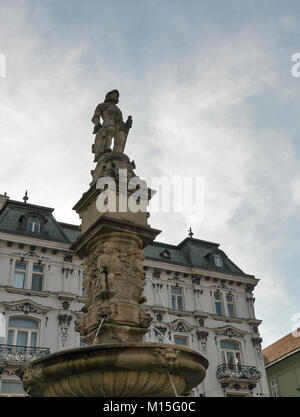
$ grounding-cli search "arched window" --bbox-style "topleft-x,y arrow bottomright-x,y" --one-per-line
27,217 -> 40,233
220,340 -> 241,366
7,317 -> 39,350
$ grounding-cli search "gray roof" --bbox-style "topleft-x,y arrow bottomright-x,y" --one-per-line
0,198 -> 253,277
0,199 -> 80,244
144,238 -> 252,277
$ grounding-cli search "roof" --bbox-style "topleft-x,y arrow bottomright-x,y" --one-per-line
144,237 -> 253,277
263,328 -> 300,366
0,197 -> 253,277
0,199 -> 80,244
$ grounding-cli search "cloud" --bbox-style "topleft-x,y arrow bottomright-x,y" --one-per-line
0,0 -> 299,347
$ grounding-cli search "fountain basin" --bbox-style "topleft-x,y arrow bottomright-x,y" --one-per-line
21,342 -> 208,397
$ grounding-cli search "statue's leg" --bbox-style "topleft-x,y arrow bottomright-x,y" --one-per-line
105,135 -> 112,152
113,131 -> 125,153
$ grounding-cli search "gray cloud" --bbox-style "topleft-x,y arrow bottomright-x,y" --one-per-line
0,0 -> 299,346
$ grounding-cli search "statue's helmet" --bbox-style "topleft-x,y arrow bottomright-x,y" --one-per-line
104,89 -> 119,103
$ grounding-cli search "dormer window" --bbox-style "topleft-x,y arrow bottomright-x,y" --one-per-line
27,218 -> 40,233
160,249 -> 171,259
214,254 -> 223,268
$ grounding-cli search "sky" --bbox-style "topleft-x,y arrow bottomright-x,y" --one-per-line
0,0 -> 300,348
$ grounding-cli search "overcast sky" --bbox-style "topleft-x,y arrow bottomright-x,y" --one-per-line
0,0 -> 300,347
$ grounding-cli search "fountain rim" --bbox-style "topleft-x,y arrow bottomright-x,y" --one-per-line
27,342 -> 209,369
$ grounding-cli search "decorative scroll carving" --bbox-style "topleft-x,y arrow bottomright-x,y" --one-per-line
4,301 -> 49,316
214,326 -> 246,338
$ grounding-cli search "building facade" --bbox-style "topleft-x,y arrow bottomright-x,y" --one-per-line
0,193 -> 269,397
263,330 -> 300,397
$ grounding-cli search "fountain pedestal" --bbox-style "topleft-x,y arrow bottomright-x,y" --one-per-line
21,90 -> 208,397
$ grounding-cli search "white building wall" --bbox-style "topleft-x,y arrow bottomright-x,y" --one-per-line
0,237 -> 269,397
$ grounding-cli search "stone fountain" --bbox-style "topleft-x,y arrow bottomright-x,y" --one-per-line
21,90 -> 208,397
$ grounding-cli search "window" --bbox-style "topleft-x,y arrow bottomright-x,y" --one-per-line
271,379 -> 280,397
7,317 -> 39,350
80,336 -> 86,347
174,336 -> 188,346
13,262 -> 27,289
1,381 -> 24,394
214,292 -> 223,316
226,294 -> 235,317
220,340 -> 241,366
171,286 -> 184,311
214,254 -> 223,267
31,264 -> 44,291
27,217 -> 40,233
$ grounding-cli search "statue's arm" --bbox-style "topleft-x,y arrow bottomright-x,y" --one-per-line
91,104 -> 105,134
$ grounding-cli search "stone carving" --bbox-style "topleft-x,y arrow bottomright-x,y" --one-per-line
151,347 -> 180,368
215,326 -> 246,338
58,314 -> 72,326
4,301 -> 49,316
58,315 -> 72,347
153,326 -> 167,336
175,322 -> 186,333
156,313 -> 163,322
95,242 -> 121,300
91,90 -> 132,161
77,240 -> 150,343
60,327 -> 69,347
139,310 -> 152,328
197,331 -> 209,341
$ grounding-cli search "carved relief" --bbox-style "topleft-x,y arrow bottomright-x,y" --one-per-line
215,326 -> 246,338
151,347 -> 180,368
94,242 -> 121,300
4,301 -> 49,316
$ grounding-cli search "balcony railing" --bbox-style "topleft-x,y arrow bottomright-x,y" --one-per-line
0,344 -> 50,363
216,364 -> 261,380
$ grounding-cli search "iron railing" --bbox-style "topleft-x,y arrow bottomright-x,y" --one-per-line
0,344 -> 50,363
216,364 -> 261,380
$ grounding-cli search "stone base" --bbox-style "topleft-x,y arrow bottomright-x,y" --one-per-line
21,343 -> 208,397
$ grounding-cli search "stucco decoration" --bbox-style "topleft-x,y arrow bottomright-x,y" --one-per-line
3,300 -> 50,316
214,325 -> 247,338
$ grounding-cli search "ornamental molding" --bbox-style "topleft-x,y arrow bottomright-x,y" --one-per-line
171,319 -> 193,333
11,250 -> 50,260
214,325 -> 247,338
57,314 -> 73,326
3,299 -> 51,316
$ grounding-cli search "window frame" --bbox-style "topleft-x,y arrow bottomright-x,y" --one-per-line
220,340 -> 242,366
226,293 -> 236,317
31,263 -> 44,292
271,378 -> 280,397
173,335 -> 189,346
214,254 -> 223,268
1,380 -> 25,395
214,291 -> 224,316
26,217 -> 41,233
171,286 -> 184,311
7,317 -> 40,349
13,261 -> 27,289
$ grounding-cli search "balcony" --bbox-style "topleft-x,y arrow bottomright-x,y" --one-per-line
216,364 -> 261,380
216,364 -> 261,393
0,344 -> 50,364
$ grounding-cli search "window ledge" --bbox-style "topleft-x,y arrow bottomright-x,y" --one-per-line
5,287 -> 49,298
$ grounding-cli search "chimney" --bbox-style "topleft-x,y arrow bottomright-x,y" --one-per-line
0,193 -> 9,210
